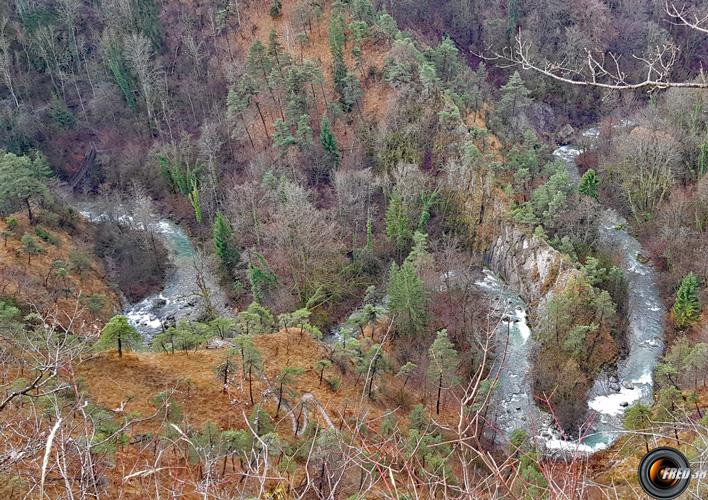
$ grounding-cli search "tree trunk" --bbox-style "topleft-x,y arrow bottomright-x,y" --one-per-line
276,382 -> 283,417
436,374 -> 442,415
240,113 -> 256,150
254,100 -> 270,140
118,335 -> 123,357
25,197 -> 33,224
248,365 -> 254,405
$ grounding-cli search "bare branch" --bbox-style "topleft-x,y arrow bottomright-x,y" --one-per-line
666,1 -> 708,35
481,29 -> 708,90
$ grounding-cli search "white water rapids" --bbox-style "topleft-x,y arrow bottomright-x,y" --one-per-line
481,125 -> 665,455
76,203 -> 227,338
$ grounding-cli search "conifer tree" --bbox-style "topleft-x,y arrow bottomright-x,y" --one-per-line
98,315 -> 141,357
239,339 -> 263,405
274,366 -> 304,417
319,116 -> 341,172
673,273 -> 701,330
579,169 -> 599,199
499,71 -> 531,114
385,190 -> 413,261
215,350 -> 238,392
314,359 -> 331,385
269,0 -> 282,18
624,404 -> 652,450
21,234 -> 42,265
426,329 -> 459,414
213,212 -> 239,274
226,85 -> 256,150
0,150 -> 52,224
296,114 -> 313,151
387,261 -> 427,338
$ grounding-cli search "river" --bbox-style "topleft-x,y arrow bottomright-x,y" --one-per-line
76,202 -> 228,338
480,124 -> 665,454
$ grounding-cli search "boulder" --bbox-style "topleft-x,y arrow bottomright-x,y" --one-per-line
556,124 -> 576,145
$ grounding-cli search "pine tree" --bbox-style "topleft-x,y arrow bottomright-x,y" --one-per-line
296,114 -> 313,151
497,71 -> 532,117
426,329 -> 459,414
673,273 -> 701,330
274,366 -> 304,417
226,84 -> 256,150
319,116 -> 341,172
268,30 -> 290,76
269,0 -> 282,18
273,119 -> 297,152
328,13 -> 351,109
234,337 -> 263,405
21,234 -> 42,265
215,350 -> 238,392
213,212 -> 239,274
98,315 -> 141,357
0,150 -> 51,224
314,359 -> 332,385
385,190 -> 413,261
247,252 -> 277,304
579,169 -> 599,199
387,260 -> 427,338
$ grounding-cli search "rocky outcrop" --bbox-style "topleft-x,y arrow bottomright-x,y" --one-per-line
483,221 -> 581,319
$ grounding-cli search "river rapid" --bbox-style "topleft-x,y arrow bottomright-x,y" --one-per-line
482,124 -> 665,454
75,202 -> 227,338
73,121 -> 664,454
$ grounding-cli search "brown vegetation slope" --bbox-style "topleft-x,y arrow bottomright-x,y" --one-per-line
0,213 -> 119,331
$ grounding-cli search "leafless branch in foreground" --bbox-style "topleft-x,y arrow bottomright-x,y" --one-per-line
482,3 -> 708,91
666,1 -> 708,35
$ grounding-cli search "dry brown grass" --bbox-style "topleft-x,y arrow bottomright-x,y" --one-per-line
77,327 -> 444,436
0,212 -> 119,331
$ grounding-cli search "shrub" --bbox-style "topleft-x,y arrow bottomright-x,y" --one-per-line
35,227 -> 59,245
5,216 -> 18,231
326,376 -> 341,392
69,250 -> 91,275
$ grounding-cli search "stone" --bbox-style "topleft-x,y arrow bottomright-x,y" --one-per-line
609,382 -> 621,392
622,381 -> 635,390
556,124 -> 576,144
619,401 -> 629,408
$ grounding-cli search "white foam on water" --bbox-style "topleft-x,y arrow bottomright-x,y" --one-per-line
581,127 -> 600,138
515,307 -> 531,343
543,437 -> 608,454
588,371 -> 652,416
474,269 -> 504,291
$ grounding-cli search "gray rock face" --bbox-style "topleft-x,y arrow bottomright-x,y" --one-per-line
485,223 -> 580,316
556,124 -> 576,144
527,102 -> 556,135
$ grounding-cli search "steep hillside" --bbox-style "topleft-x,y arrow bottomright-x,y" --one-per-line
0,213 -> 119,330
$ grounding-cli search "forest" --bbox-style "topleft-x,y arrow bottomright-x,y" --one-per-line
0,0 -> 707,497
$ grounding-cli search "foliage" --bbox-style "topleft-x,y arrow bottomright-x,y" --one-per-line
269,0 -> 282,18
672,273 -> 701,330
213,212 -> 239,274
426,329 -> 459,414
97,315 -> 141,357
0,150 -> 51,223
387,260 -> 427,338
578,169 -> 599,199
20,233 -> 43,264
319,116 -> 341,173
